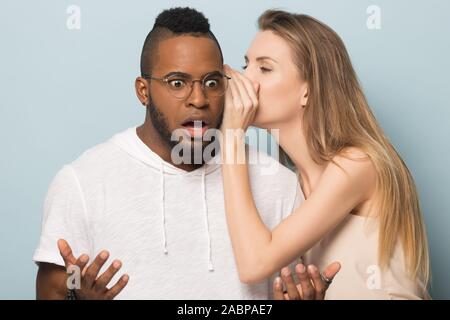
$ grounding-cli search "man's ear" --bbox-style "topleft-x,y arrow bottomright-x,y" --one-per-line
299,83 -> 308,108
135,77 -> 149,106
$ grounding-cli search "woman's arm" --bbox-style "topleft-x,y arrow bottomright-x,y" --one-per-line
220,65 -> 376,283
221,139 -> 375,283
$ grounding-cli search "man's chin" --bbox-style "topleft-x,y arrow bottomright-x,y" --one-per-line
171,139 -> 218,165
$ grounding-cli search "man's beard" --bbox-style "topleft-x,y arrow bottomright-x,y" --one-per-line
146,98 -> 223,164
147,99 -> 178,150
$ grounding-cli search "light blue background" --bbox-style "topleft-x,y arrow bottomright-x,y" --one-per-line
0,0 -> 449,299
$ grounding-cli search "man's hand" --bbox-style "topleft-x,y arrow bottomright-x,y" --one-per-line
57,239 -> 129,299
273,261 -> 341,300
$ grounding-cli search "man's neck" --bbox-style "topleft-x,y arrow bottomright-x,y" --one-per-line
136,121 -> 203,172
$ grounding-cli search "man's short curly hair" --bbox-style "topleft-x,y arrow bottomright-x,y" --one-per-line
140,7 -> 224,76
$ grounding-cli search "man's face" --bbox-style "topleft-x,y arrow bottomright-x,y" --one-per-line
145,35 -> 224,155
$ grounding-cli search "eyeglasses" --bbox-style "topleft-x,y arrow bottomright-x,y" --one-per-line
142,71 -> 231,100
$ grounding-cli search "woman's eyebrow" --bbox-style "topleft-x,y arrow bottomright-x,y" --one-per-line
244,55 -> 278,64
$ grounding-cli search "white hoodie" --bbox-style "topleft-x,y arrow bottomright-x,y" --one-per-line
33,126 -> 303,299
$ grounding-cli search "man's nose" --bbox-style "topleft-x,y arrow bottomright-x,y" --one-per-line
187,81 -> 208,108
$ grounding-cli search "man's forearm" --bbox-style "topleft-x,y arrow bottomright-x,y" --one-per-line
36,263 -> 67,300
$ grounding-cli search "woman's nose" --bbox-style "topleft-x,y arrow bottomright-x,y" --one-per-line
243,67 -> 252,79
242,70 -> 259,93
243,67 -> 258,84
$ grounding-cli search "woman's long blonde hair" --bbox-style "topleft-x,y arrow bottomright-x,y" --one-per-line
259,10 -> 430,286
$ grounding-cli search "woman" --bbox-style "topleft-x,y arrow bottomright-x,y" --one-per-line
220,10 -> 430,299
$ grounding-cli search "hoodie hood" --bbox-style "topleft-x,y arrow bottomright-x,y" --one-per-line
111,126 -> 221,271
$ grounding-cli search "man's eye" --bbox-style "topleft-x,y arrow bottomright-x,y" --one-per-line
242,65 -> 248,70
204,79 -> 219,88
168,79 -> 186,88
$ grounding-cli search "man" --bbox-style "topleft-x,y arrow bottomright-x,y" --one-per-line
34,7 -> 339,300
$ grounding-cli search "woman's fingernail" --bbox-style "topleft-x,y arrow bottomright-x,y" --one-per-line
80,255 -> 89,263
100,251 -> 109,259
113,260 -> 121,269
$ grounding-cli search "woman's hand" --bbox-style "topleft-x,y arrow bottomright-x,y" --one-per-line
221,64 -> 259,132
273,261 -> 341,300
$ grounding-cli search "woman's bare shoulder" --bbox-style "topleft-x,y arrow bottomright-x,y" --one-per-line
327,147 -> 377,199
311,147 -> 377,201
333,147 -> 375,172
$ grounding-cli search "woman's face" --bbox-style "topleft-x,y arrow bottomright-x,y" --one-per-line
243,30 -> 308,129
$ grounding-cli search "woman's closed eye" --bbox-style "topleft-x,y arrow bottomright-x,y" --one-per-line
259,66 -> 272,73
241,64 -> 272,73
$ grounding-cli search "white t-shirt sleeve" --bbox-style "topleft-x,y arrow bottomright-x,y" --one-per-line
33,165 -> 91,267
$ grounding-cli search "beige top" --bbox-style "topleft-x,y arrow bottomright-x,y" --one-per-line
302,214 -> 427,299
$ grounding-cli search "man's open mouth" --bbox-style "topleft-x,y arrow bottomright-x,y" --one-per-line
181,119 -> 210,138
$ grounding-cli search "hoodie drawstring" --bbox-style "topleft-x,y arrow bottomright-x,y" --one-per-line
202,167 -> 214,271
160,162 -> 168,254
160,163 -> 214,271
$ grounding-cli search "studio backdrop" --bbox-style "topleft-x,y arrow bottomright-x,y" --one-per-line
0,0 -> 449,299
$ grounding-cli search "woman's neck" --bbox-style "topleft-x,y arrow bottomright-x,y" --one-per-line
275,117 -> 327,198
